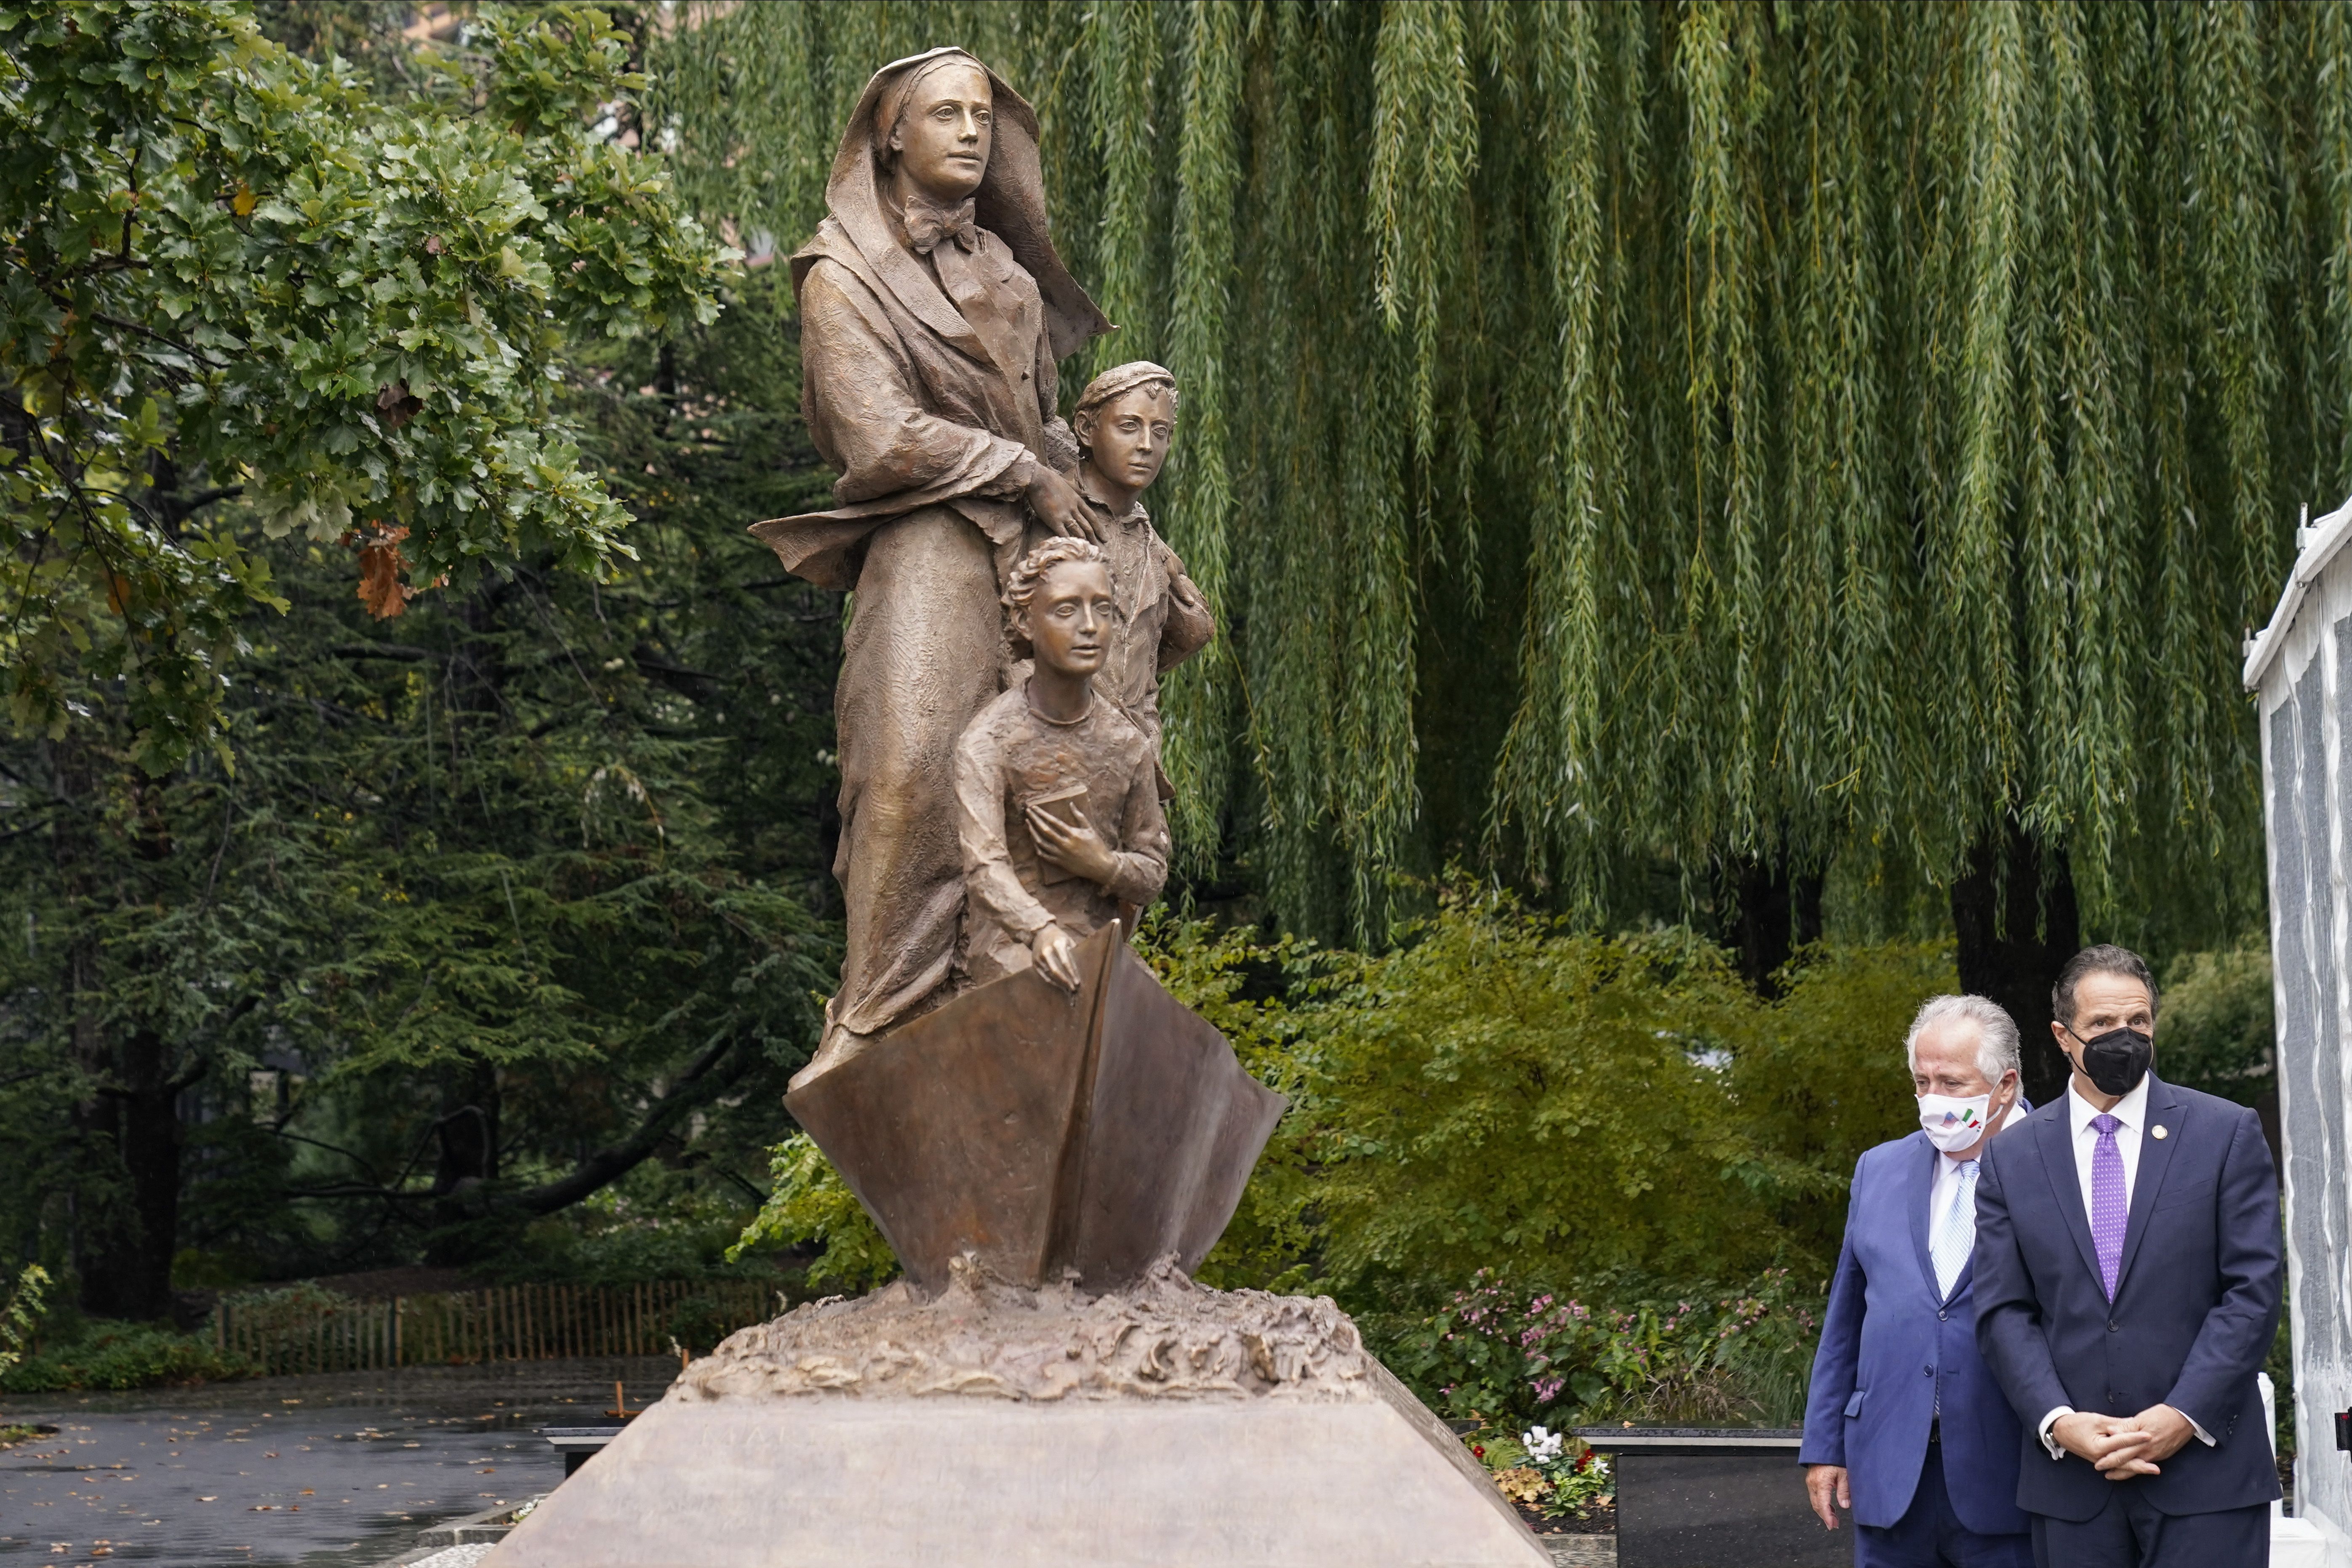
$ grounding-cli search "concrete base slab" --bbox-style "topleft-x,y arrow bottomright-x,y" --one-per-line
483,1362 -> 1549,1567
2274,1512 -> 2336,1568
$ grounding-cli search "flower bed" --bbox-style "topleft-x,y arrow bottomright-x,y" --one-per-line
1392,1267 -> 1824,1432
1465,1421 -> 1616,1535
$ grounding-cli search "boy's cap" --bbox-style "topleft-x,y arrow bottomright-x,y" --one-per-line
1075,361 -> 1179,421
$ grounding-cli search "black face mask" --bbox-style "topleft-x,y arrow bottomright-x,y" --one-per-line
2069,1025 -> 2153,1097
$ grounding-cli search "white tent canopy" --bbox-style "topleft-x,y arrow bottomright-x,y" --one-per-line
2244,496 -> 2352,1568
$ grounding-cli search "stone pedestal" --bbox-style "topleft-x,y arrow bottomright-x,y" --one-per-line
483,1262 -> 1550,1567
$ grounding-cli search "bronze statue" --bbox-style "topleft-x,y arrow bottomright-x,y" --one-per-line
956,536 -> 1170,993
496,50 -> 1549,1565
1054,362 -> 1215,765
750,48 -> 1112,1078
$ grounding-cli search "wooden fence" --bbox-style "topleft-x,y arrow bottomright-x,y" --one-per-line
211,1280 -> 781,1376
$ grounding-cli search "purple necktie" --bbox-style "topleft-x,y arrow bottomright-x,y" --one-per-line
2091,1113 -> 2126,1299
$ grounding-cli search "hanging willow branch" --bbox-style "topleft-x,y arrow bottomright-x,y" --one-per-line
650,0 -> 2338,943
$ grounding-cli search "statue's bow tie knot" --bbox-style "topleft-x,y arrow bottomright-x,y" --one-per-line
905,198 -> 980,256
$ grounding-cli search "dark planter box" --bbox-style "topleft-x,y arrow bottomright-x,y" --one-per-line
1575,1428 -> 1843,1568
542,1420 -> 633,1476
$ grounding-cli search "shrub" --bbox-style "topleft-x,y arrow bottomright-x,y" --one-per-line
0,1265 -> 48,1382
210,1282 -> 357,1331
1727,939 -> 1960,1262
482,1177 -> 773,1288
3,1323 -> 254,1393
2160,937 -> 2274,1107
1173,886 -> 1944,1301
1272,890 -> 1782,1293
1386,1266 -> 1826,1428
728,1131 -> 896,1292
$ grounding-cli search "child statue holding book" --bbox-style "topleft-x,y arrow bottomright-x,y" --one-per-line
954,535 -> 1169,992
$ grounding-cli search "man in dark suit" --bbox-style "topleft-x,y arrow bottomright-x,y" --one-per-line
1974,944 -> 2282,1567
1800,994 -> 2036,1566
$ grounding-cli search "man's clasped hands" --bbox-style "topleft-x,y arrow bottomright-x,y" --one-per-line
2049,1405 -> 2198,1480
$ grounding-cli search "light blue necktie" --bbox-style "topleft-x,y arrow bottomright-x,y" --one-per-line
1931,1159 -> 1979,1301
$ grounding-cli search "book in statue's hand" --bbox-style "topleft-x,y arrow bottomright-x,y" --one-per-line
1024,781 -> 1091,884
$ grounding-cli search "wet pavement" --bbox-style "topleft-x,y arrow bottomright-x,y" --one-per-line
0,1357 -> 680,1568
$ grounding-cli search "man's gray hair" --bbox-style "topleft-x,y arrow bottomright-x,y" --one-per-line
1904,994 -> 2023,1085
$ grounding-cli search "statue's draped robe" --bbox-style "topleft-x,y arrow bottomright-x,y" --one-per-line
751,49 -> 1109,1046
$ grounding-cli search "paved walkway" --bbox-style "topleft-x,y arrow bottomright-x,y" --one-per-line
0,1358 -> 677,1568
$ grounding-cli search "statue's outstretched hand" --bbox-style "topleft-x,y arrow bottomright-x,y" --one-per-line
1031,922 -> 1082,991
1026,802 -> 1119,884
1024,465 -> 1098,542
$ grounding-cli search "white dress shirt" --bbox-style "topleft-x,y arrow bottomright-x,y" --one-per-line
2036,1076 -> 2212,1457
1926,1095 -> 2030,1300
2066,1074 -> 2149,1212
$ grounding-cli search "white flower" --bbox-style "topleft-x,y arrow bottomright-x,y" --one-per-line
1522,1425 -> 1565,1464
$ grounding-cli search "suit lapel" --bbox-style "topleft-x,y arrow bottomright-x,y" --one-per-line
2032,1100 -> 2104,1287
1905,1135 -> 1942,1302
2112,1076 -> 2184,1301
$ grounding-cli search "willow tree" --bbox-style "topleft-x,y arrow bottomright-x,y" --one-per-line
653,1 -> 2341,1085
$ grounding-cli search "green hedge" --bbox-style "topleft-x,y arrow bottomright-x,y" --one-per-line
2,1323 -> 255,1394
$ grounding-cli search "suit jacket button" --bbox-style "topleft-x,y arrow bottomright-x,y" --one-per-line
2107,1321 -> 2119,1332
1939,1311 -> 1947,1321
1923,1366 -> 1933,1376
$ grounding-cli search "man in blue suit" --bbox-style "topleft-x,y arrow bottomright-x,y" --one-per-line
1974,944 -> 2282,1567
1801,994 -> 2037,1566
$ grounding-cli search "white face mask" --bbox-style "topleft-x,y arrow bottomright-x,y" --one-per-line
1918,1091 -> 2001,1153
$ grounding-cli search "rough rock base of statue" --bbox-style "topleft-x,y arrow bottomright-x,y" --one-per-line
484,1259 -> 1552,1566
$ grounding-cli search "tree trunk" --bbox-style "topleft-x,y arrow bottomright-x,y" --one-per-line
1723,852 -> 1824,996
48,735 -> 196,1322
1951,825 -> 2081,1108
432,1061 -> 501,1193
73,1030 -> 189,1322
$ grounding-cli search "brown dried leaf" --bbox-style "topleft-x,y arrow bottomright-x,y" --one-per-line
375,380 -> 424,430
355,524 -> 413,620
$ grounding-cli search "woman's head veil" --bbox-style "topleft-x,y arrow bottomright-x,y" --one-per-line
813,47 -> 1112,361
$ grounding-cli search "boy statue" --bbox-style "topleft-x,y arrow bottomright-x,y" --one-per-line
1053,362 -> 1216,756
955,535 -> 1169,993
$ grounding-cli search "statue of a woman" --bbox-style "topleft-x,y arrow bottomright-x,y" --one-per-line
751,50 -> 1112,1082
